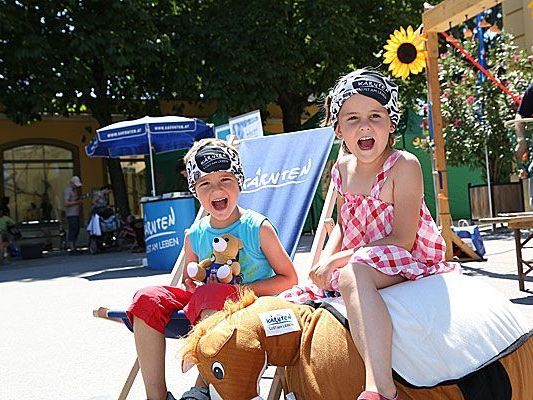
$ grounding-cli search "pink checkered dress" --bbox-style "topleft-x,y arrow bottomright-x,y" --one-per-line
280,150 -> 459,304
329,150 -> 459,288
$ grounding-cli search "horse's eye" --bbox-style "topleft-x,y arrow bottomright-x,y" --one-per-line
212,361 -> 225,380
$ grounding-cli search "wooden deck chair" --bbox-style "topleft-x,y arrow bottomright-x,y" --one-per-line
94,127 -> 334,399
266,167 -> 339,400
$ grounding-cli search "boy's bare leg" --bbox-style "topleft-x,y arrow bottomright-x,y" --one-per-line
338,263 -> 404,399
133,317 -> 167,400
134,309 -> 216,399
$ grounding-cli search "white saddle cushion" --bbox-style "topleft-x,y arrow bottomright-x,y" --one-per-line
322,271 -> 530,387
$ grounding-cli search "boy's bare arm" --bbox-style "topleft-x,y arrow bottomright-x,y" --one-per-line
249,221 -> 298,296
181,233 -> 199,290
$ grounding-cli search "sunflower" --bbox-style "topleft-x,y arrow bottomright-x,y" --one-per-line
383,26 -> 427,80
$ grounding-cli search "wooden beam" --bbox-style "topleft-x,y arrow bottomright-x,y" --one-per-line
422,0 -> 502,32
425,32 -> 448,191
425,31 -> 481,262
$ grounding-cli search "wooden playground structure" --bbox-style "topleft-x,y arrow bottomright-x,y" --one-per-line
423,0 -> 512,262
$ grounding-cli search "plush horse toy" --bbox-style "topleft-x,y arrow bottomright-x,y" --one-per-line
181,272 -> 533,400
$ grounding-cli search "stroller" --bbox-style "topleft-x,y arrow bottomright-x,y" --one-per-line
86,207 -> 126,254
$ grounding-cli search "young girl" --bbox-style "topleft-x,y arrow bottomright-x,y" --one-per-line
127,138 -> 297,400
308,69 -> 459,400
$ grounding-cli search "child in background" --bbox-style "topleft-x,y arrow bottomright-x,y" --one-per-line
306,69 -> 459,400
127,138 -> 297,400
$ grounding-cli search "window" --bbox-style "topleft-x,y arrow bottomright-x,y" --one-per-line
3,144 -> 75,222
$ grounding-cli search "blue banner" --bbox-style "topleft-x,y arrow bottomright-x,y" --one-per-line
238,127 -> 334,258
142,196 -> 196,270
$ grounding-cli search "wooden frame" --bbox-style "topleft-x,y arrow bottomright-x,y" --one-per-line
479,212 -> 533,291
422,0 -> 504,262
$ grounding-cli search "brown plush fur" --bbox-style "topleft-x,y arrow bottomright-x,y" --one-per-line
181,290 -> 533,400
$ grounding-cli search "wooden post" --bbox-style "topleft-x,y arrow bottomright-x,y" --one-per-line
425,32 -> 481,261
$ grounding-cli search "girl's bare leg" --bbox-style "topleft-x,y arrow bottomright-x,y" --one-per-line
337,263 -> 404,399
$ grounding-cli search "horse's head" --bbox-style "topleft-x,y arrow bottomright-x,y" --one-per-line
181,290 -> 303,400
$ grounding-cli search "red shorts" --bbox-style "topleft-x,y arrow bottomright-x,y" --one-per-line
126,283 -> 238,333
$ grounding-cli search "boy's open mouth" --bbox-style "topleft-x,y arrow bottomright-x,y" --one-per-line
357,136 -> 375,151
212,197 -> 228,211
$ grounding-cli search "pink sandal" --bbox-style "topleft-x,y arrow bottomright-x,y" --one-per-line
357,391 -> 399,400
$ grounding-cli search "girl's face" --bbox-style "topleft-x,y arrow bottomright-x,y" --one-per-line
336,93 -> 395,163
195,171 -> 240,228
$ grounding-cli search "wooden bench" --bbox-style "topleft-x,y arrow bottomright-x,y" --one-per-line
479,212 -> 533,292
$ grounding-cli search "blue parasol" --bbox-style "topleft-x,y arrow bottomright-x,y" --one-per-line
85,116 -> 214,195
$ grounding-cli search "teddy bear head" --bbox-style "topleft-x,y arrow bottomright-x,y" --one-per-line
212,234 -> 242,264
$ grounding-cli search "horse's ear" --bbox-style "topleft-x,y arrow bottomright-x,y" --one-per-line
199,322 -> 236,358
181,351 -> 198,373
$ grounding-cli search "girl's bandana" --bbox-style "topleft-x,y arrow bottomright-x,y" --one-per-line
329,69 -> 400,128
186,144 -> 244,196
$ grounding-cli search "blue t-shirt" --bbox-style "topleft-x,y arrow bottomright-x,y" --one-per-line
188,209 -> 275,284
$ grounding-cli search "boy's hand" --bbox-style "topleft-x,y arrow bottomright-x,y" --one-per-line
184,278 -> 199,293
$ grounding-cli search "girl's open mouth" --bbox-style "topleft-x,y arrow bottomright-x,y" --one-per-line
212,198 -> 228,211
358,136 -> 375,151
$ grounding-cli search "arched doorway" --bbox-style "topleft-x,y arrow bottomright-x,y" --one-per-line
0,139 -> 80,222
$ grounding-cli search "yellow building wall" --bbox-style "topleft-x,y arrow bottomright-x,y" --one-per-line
503,0 -> 533,53
0,115 -> 105,220
0,101 -> 317,221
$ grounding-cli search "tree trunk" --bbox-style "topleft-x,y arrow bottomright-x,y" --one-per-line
106,158 -> 131,218
91,61 -> 131,218
277,92 -> 306,133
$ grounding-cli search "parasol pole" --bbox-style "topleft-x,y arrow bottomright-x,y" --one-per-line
146,123 -> 157,196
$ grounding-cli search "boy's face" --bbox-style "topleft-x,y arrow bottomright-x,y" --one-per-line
195,171 -> 240,226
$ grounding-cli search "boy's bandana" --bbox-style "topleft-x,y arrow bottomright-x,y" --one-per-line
186,145 -> 244,196
329,69 -> 400,128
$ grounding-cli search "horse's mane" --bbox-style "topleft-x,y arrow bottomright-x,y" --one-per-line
180,287 -> 258,358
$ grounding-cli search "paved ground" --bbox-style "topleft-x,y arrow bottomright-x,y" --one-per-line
0,229 -> 532,400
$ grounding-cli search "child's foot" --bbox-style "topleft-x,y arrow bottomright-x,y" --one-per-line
357,391 -> 399,400
179,386 -> 210,400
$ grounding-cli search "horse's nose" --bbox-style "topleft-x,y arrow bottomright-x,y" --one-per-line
208,385 -> 223,400
209,384 -> 264,400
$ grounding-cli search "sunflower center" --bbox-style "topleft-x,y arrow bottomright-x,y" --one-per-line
397,43 -> 417,64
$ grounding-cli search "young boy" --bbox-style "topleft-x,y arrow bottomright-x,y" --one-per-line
127,138 -> 298,400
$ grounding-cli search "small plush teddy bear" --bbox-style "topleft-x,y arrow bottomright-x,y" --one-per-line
187,234 -> 243,284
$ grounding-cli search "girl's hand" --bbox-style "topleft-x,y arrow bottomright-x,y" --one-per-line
309,258 -> 336,290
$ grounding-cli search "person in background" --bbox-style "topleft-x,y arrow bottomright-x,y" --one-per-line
91,184 -> 113,215
176,157 -> 190,193
25,202 -> 39,221
1,196 -> 10,216
0,208 -> 16,263
515,82 -> 533,161
41,192 -> 53,221
63,176 -> 84,254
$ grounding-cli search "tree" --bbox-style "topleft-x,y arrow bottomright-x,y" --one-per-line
0,1 -> 194,215
178,0 -> 427,131
438,32 -> 533,183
